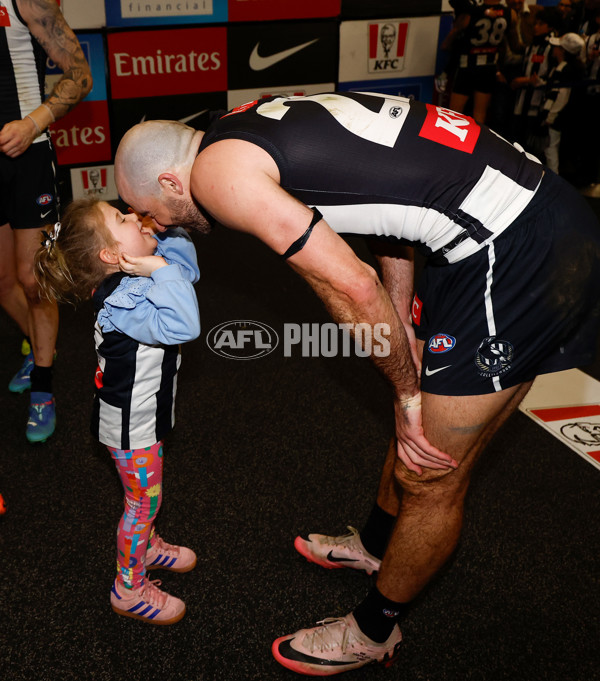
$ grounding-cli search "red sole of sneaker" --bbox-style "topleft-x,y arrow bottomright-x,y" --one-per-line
294,536 -> 345,571
272,637 -> 349,677
111,604 -> 186,625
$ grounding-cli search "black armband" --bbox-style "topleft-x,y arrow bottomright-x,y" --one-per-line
280,207 -> 323,260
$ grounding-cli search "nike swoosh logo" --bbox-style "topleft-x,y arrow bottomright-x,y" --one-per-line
424,365 -> 451,376
326,550 -> 358,564
249,39 -> 318,71
275,638 -> 360,667
138,110 -> 207,125
40,210 -> 52,218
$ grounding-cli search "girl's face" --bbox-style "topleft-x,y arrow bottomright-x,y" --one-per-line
99,202 -> 157,257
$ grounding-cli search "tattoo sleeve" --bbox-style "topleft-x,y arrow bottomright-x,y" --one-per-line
19,0 -> 92,121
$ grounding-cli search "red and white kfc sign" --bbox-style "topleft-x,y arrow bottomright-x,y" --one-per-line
419,105 -> 480,154
107,27 -> 227,99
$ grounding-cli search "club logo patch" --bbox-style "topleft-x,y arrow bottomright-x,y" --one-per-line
428,333 -> 456,354
475,336 -> 514,377
36,193 -> 53,206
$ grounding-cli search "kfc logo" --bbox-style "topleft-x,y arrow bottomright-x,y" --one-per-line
368,22 -> 408,74
0,3 -> 11,27
81,168 -> 107,195
419,105 -> 481,153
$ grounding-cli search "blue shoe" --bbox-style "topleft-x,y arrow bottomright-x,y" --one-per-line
26,392 -> 56,443
8,352 -> 34,393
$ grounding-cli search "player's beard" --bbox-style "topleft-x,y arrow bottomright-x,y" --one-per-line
165,195 -> 212,234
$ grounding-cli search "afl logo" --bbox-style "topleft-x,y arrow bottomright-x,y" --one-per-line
36,193 -> 53,206
389,106 -> 403,119
428,333 -> 456,354
206,320 -> 279,360
475,336 -> 514,377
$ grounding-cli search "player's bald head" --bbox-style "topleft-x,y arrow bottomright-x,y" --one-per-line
115,120 -> 201,200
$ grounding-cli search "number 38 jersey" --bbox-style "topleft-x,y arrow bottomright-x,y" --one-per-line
200,92 -> 544,264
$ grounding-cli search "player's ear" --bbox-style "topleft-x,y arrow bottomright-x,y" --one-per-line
158,172 -> 184,195
99,247 -> 119,265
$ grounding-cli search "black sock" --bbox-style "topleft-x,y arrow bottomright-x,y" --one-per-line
30,365 -> 53,394
353,586 -> 408,643
360,503 -> 395,560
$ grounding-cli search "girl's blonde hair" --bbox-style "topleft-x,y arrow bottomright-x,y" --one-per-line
34,197 -> 117,304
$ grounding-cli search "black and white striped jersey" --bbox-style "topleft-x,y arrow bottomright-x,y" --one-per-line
0,0 -> 48,141
201,92 -> 544,264
91,272 -> 181,450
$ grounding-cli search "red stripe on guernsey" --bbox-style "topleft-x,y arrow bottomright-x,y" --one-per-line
530,405 -> 600,421
370,24 -> 378,59
590,451 -> 600,463
397,23 -> 408,57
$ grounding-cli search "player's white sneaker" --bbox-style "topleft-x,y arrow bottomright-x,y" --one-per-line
272,612 -> 402,676
294,526 -> 381,575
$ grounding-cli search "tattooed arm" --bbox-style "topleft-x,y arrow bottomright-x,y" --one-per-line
0,0 -> 92,157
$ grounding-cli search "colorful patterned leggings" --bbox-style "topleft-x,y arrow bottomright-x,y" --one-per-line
107,441 -> 164,589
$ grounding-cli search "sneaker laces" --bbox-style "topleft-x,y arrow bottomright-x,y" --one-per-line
139,578 -> 168,609
28,401 -> 51,425
303,617 -> 358,655
152,534 -> 180,558
326,526 -> 362,550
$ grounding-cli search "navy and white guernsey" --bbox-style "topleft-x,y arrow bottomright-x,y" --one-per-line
91,272 -> 181,451
200,92 -> 544,264
0,0 -> 48,142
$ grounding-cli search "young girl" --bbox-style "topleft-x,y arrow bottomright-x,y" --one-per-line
35,197 -> 201,625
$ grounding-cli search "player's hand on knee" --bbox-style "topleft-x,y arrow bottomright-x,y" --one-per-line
395,392 -> 459,476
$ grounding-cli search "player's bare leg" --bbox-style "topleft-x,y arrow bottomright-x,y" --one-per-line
377,380 -> 533,602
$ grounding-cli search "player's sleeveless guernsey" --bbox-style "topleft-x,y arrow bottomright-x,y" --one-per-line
200,92 -> 544,264
456,2 -> 512,68
0,0 -> 48,141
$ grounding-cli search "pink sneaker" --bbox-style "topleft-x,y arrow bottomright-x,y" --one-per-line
146,534 -> 197,573
110,578 -> 185,625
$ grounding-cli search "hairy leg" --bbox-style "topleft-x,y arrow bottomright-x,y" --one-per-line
376,380 -> 533,603
14,228 -> 58,367
0,223 -> 29,335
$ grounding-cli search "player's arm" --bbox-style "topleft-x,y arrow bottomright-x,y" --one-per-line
192,139 -> 457,472
0,0 -> 92,158
370,242 -> 420,375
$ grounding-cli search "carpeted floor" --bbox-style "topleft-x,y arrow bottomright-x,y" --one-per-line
1,199 -> 599,681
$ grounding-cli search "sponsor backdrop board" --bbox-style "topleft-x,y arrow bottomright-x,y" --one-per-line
339,17 -> 441,83
338,77 -> 434,106
228,0 -> 341,22
107,27 -> 227,99
519,369 -> 600,472
62,0 -> 106,29
105,0 -> 228,27
341,0 -> 443,19
227,21 -> 338,91
70,165 -> 119,201
109,91 -> 227,152
227,83 -> 336,110
47,33 -> 111,165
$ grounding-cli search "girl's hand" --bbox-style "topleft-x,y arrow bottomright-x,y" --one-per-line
119,253 -> 167,277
